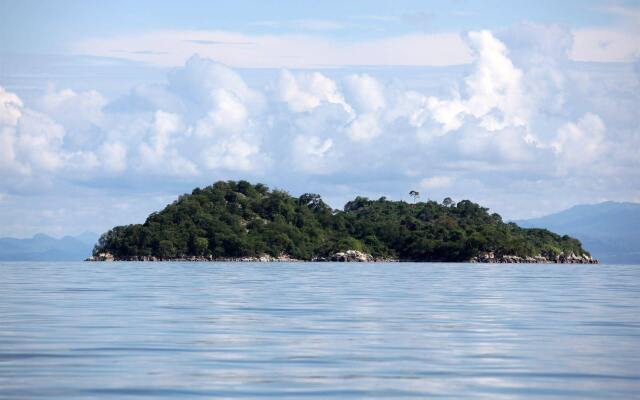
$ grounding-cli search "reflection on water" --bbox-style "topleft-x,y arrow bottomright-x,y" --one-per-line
1,262 -> 639,399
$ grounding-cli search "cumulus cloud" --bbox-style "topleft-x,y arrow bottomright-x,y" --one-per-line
2,25 -> 638,235
465,31 -> 529,130
202,138 -> 260,172
137,111 -> 198,176
291,135 -> 334,173
424,30 -> 529,134
168,54 -> 263,115
38,88 -> 106,131
0,36 -> 622,185
277,70 -> 352,114
552,113 -> 607,173
0,86 -> 23,125
0,56 -> 271,184
97,142 -> 127,173
1,35 -> 622,184
345,113 -> 382,141
420,176 -> 454,190
343,74 -> 386,112
0,86 -> 65,177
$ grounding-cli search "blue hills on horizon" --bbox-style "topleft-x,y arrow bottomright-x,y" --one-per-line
0,232 -> 99,261
1,202 -> 638,263
516,201 -> 640,264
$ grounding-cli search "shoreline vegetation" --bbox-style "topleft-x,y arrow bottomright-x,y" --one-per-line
88,180 -> 598,264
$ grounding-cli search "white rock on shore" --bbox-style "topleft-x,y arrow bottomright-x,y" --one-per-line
85,249 -> 398,262
469,251 -> 598,264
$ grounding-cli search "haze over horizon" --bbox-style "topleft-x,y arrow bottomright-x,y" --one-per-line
1,0 -> 639,238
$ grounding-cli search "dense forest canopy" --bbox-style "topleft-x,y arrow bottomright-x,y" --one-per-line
94,180 -> 589,261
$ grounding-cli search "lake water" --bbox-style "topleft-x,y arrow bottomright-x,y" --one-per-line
1,262 -> 639,399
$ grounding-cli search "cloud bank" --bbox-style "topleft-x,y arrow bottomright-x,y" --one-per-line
72,24 -> 640,68
1,27 -> 639,236
73,30 -> 474,68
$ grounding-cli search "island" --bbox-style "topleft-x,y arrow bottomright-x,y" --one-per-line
88,180 -> 597,263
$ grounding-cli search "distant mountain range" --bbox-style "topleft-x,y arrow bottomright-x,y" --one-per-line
0,232 -> 98,261
516,202 -> 640,264
2,201 -> 638,263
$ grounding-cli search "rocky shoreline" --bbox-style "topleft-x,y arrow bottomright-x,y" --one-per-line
469,251 -> 598,264
86,249 -> 397,263
86,249 -> 597,263
313,250 -> 398,262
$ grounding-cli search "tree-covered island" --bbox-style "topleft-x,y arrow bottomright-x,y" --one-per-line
90,180 -> 597,263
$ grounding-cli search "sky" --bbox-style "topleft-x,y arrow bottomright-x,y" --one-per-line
0,0 -> 639,238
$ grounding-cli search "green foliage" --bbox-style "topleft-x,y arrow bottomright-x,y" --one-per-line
94,180 -> 590,261
192,237 -> 209,256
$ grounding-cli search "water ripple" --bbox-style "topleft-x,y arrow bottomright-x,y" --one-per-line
1,261 -> 639,399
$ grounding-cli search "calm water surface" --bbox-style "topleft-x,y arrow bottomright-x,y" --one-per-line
1,262 -> 639,399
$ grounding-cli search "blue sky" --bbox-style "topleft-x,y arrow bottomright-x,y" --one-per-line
0,0 -> 631,51
0,0 -> 639,238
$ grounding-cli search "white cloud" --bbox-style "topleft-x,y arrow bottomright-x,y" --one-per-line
203,89 -> 250,135
425,96 -> 465,133
3,23 -> 640,237
0,87 -> 66,177
552,113 -> 606,172
0,127 -> 21,174
277,70 -> 352,114
571,29 -> 640,63
420,176 -> 454,190
63,150 -> 100,174
3,29 -> 630,190
345,113 -> 382,141
69,23 -> 640,72
168,55 -> 263,112
38,88 -> 106,132
0,88 -> 24,175
465,30 -> 528,130
387,90 -> 430,128
291,135 -> 334,174
97,56 -> 272,177
0,86 -> 23,125
72,30 -> 474,68
343,74 -> 386,112
141,111 -> 182,158
202,137 -> 260,172
425,30 -> 529,134
97,142 -> 127,173
569,5 -> 640,63
16,110 -> 65,172
250,19 -> 346,31
137,110 -> 198,176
